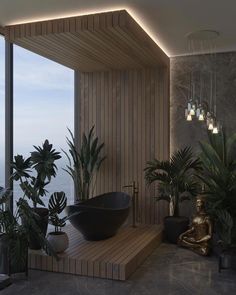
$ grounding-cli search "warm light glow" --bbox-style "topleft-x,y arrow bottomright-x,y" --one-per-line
208,123 -> 214,130
187,114 -> 192,121
190,109 -> 195,116
7,8 -> 169,56
212,127 -> 219,134
198,114 -> 204,121
196,108 -> 200,117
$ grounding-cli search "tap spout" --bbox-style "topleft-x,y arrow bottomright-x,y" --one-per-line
123,181 -> 138,227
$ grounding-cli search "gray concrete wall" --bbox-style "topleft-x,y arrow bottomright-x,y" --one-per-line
170,52 -> 236,154
170,51 -> 236,216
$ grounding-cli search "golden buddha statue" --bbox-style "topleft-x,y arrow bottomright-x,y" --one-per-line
178,196 -> 213,256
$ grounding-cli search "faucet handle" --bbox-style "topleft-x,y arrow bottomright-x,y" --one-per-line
123,184 -> 133,188
123,181 -> 135,188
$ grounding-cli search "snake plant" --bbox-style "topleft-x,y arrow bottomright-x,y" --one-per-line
63,126 -> 106,202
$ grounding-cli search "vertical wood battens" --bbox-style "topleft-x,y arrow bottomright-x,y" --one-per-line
77,68 -> 169,224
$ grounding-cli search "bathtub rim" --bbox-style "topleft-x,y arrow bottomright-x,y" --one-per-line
66,191 -> 132,212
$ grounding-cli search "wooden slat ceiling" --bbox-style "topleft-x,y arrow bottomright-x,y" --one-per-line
4,10 -> 169,71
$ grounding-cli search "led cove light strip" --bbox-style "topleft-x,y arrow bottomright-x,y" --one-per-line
7,8 -> 169,56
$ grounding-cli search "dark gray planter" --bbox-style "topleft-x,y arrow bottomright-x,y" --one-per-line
0,233 -> 28,275
164,216 -> 189,244
219,248 -> 236,272
0,274 -> 11,290
0,234 -> 9,275
24,207 -> 49,250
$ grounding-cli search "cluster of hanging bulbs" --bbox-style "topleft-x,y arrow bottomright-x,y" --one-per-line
184,30 -> 221,135
185,99 -> 219,134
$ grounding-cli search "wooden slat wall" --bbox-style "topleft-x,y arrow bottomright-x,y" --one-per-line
76,67 -> 169,224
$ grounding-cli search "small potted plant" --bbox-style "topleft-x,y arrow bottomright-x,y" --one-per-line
11,139 -> 61,249
145,147 -> 201,243
47,192 -> 69,253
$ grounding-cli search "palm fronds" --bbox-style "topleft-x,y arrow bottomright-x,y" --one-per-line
145,146 -> 201,216
198,130 -> 236,248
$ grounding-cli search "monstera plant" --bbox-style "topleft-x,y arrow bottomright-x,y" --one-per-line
145,146 -> 201,243
47,191 -> 68,253
63,126 -> 106,202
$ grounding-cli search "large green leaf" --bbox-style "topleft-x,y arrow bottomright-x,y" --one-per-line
49,192 -> 67,215
199,130 -> 236,247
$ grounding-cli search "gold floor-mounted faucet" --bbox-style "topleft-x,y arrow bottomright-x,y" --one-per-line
123,181 -> 139,228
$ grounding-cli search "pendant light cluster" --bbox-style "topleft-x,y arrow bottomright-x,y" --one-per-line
184,30 -> 221,134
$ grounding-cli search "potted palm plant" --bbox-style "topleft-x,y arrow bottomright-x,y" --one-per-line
11,139 -> 61,249
63,126 -> 106,202
47,192 -> 69,253
198,130 -> 236,269
0,186 -> 52,275
145,147 -> 201,243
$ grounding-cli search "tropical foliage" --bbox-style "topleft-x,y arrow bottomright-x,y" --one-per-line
11,140 -> 61,208
63,126 -> 106,201
198,130 -> 236,249
145,147 -> 202,216
48,192 -> 67,233
0,186 -> 54,270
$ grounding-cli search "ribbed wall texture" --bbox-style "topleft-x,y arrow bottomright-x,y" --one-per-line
75,68 -> 169,224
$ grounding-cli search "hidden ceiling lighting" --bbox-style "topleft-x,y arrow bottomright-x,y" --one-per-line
184,30 -> 221,134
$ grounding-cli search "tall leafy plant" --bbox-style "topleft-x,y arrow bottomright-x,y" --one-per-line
145,147 -> 201,216
0,186 -> 54,270
198,130 -> 236,248
12,140 -> 61,209
63,126 -> 106,201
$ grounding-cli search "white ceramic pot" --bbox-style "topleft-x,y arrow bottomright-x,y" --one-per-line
47,232 -> 69,253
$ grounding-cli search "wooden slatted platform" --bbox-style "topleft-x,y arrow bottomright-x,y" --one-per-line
28,224 -> 162,280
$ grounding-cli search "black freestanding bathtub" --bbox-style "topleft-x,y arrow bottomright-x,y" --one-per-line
66,192 -> 131,241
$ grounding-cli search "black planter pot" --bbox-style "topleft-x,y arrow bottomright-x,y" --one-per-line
219,248 -> 236,272
0,234 -> 27,275
212,232 -> 222,256
0,234 -> 9,274
164,216 -> 189,244
28,208 -> 49,250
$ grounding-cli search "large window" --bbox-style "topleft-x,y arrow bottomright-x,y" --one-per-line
14,45 -> 74,205
0,36 -> 5,187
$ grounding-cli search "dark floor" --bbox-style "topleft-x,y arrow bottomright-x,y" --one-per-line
2,243 -> 236,295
